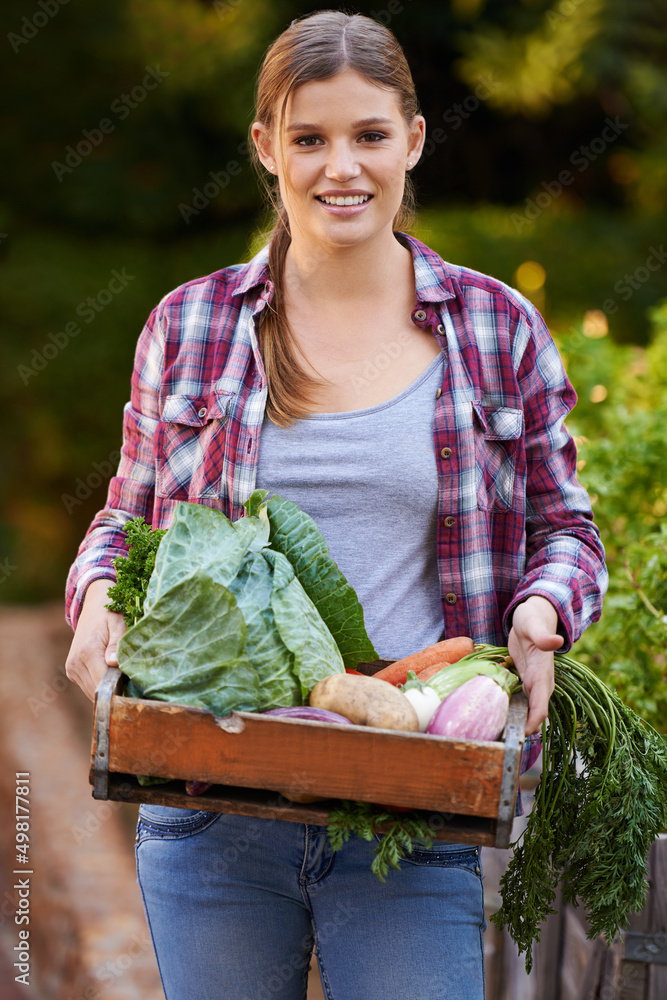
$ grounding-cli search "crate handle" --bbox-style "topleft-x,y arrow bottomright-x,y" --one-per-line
495,690 -> 528,848
92,666 -> 125,800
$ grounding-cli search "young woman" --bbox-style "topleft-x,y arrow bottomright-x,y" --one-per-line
65,11 -> 607,999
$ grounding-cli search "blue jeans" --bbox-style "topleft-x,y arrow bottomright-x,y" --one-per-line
135,805 -> 486,1000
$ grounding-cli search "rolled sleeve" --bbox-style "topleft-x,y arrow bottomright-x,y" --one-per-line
64,305 -> 165,630
503,311 -> 608,649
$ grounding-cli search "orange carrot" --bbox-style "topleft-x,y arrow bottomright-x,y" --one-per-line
415,659 -> 451,682
372,637 -> 475,687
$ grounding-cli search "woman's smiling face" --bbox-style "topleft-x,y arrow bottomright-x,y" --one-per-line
253,68 -> 425,249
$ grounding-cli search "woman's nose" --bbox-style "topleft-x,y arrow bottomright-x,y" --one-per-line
325,142 -> 361,181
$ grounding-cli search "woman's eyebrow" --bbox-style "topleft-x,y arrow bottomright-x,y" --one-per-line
285,116 -> 395,133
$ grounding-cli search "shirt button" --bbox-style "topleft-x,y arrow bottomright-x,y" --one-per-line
198,406 -> 207,418
443,516 -> 456,528
440,446 -> 452,459
435,387 -> 442,399
437,324 -> 444,334
445,592 -> 457,605
413,309 -> 427,322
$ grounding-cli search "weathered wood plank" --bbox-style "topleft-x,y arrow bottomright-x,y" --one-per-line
536,892 -> 565,1000
100,773 -> 500,845
647,836 -> 667,1000
500,929 -> 534,1000
565,907 -> 597,1000
106,695 -> 507,816
599,944 -> 622,1000
576,941 -> 605,1000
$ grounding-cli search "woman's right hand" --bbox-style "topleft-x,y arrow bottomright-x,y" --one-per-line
65,578 -> 127,701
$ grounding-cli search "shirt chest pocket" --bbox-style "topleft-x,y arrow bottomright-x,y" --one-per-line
472,402 -> 524,513
156,392 -> 232,500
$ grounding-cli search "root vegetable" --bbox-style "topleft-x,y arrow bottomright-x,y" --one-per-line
372,637 -> 475,686
309,673 -> 419,732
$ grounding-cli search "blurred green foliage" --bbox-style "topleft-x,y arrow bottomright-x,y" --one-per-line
2,0 -> 665,720
554,302 -> 667,732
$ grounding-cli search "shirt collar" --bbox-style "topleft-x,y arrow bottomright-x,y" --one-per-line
229,231 -> 457,305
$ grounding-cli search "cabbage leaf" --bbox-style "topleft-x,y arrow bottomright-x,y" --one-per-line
246,490 -> 378,669
117,498 -> 348,715
118,569 -> 260,716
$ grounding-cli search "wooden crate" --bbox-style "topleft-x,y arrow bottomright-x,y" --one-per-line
90,666 -> 527,848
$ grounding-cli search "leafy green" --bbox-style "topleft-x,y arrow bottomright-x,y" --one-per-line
262,548 -> 347,701
249,490 -> 378,669
473,646 -> 667,973
225,549 -> 301,710
106,517 -> 167,626
140,502 -> 303,710
327,801 -> 438,882
118,570 -> 260,716
144,502 -> 268,611
115,499 -> 346,715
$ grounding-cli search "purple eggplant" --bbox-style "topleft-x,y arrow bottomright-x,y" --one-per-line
262,707 -> 353,725
426,674 -> 509,741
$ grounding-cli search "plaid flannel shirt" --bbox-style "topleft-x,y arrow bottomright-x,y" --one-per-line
65,233 -> 607,651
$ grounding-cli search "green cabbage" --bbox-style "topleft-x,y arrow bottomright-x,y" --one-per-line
116,492 -> 376,717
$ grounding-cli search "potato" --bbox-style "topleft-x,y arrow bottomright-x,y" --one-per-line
277,790 -> 326,803
309,673 -> 419,732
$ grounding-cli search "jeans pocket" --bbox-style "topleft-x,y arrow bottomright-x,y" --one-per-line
402,843 -> 482,876
137,804 -> 220,841
472,401 -> 523,513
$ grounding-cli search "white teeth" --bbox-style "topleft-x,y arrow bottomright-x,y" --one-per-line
318,194 -> 370,205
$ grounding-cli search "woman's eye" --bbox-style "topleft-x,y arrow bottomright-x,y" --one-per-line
359,132 -> 387,142
294,135 -> 321,146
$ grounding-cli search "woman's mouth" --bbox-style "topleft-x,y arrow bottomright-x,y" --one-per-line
315,193 -> 372,206
314,193 -> 373,216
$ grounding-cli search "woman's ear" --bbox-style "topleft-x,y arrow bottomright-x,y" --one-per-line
406,115 -> 426,169
251,121 -> 276,173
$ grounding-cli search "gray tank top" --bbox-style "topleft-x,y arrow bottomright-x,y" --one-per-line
255,353 -> 445,659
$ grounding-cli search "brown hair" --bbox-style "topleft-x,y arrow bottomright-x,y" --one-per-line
249,10 -> 421,425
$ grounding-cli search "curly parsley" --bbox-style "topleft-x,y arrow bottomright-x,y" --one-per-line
105,517 -> 166,626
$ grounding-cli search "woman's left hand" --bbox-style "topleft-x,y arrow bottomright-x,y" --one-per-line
508,595 -> 564,736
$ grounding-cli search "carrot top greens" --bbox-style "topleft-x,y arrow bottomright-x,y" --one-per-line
327,646 -> 667,971
480,646 -> 667,973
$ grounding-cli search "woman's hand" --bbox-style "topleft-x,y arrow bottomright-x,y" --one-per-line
65,579 -> 127,701
508,595 -> 563,736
